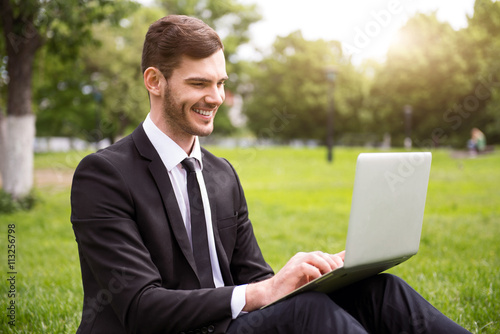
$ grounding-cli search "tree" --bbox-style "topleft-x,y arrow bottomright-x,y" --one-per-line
1,0 -> 43,199
459,0 -> 500,144
243,31 -> 371,143
33,0 -> 262,143
368,13 -> 472,147
34,5 -> 154,144
366,1 -> 500,148
0,0 -> 136,199
159,0 -> 260,58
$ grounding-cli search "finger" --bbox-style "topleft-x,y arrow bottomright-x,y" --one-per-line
300,262 -> 323,280
335,250 -> 346,261
329,250 -> 345,267
315,252 -> 342,269
330,254 -> 344,268
308,251 -> 338,273
319,251 -> 341,271
313,251 -> 345,270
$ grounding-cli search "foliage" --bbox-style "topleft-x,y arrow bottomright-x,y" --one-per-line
1,0 -> 140,125
243,31 -> 343,142
461,0 -> 500,144
33,50 -> 98,139
364,0 -> 500,148
159,0 -> 261,58
243,0 -> 500,147
0,0 -> 138,114
5,0 -> 500,146
369,13 -> 471,146
0,188 -> 37,213
34,5 -> 154,142
32,0 -> 263,139
0,0 -> 140,200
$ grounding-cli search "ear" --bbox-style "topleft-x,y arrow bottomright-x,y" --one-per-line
143,67 -> 163,97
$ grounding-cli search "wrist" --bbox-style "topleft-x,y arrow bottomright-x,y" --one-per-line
243,278 -> 273,311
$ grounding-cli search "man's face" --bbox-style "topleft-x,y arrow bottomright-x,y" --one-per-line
160,49 -> 227,143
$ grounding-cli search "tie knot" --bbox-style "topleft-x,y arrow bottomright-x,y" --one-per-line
181,157 -> 197,173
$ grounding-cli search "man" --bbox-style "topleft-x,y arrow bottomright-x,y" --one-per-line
71,15 -> 470,333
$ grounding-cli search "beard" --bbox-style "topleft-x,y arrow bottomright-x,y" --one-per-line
161,83 -> 216,139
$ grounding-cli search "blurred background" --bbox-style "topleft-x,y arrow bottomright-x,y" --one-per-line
0,0 -> 499,198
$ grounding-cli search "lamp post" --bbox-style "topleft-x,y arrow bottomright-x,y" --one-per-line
325,66 -> 338,163
92,88 -> 102,148
404,105 -> 412,150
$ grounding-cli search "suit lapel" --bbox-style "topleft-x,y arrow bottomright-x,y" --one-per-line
132,125 -> 198,277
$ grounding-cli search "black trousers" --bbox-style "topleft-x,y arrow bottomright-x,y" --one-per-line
227,274 -> 471,334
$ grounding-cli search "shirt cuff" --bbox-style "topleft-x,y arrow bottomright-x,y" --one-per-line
230,284 -> 248,319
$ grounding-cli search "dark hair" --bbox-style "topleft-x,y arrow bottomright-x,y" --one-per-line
141,15 -> 224,79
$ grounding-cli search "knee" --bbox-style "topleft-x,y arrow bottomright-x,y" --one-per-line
287,292 -> 339,324
290,292 -> 368,333
370,273 -> 407,290
290,291 -> 333,311
350,273 -> 412,303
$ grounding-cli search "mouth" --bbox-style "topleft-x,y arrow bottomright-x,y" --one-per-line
192,107 -> 216,117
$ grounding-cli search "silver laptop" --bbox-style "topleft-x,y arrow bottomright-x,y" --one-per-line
262,152 -> 432,308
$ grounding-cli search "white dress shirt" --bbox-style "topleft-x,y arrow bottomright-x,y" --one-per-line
142,114 -> 246,318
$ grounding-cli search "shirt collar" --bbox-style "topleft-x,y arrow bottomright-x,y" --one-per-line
142,113 -> 203,172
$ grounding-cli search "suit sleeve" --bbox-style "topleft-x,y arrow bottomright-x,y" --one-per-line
71,153 -> 234,333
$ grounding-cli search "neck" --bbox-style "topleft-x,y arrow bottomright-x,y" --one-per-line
149,110 -> 195,155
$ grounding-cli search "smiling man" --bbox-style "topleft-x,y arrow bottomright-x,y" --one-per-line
144,49 -> 227,151
70,15 -> 471,334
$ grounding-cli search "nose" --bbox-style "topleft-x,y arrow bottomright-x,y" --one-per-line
205,84 -> 225,106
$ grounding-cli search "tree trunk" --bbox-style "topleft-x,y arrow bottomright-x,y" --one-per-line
2,114 -> 35,198
1,45 -> 40,198
1,1 -> 43,198
2,51 -> 39,198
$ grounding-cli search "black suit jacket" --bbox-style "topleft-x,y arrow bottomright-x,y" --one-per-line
71,125 -> 274,334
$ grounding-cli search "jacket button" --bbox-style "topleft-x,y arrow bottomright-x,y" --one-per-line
207,325 -> 215,333
201,327 -> 208,334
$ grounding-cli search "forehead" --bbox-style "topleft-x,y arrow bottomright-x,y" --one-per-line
172,49 -> 227,81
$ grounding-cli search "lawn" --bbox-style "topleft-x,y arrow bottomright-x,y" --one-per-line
1,147 -> 499,333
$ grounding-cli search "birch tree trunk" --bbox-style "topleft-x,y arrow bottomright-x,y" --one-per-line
2,115 -> 35,198
2,47 -> 40,198
1,0 -> 42,199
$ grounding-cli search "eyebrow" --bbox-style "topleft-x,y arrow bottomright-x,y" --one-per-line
185,76 -> 229,83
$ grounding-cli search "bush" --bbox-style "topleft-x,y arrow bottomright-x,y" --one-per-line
0,189 -> 38,214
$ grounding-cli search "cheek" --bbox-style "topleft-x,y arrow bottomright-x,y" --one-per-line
184,91 -> 205,106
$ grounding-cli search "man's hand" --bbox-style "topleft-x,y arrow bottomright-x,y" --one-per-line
243,250 -> 345,311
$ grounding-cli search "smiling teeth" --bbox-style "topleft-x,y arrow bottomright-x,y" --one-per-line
193,108 -> 213,116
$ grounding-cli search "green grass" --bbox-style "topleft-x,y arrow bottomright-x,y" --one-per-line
1,147 -> 499,333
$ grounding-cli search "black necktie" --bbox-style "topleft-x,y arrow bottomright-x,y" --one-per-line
181,158 -> 215,288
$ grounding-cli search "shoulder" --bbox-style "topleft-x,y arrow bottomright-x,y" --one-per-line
201,146 -> 224,163
201,147 -> 236,174
75,137 -> 129,173
76,125 -> 149,172
200,147 -> 246,200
